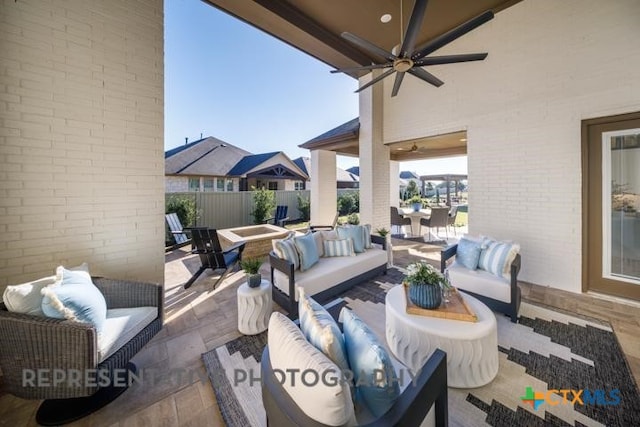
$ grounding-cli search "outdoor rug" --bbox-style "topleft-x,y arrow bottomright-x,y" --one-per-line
202,268 -> 640,427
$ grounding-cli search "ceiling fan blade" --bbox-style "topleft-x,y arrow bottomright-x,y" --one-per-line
355,68 -> 396,93
408,67 -> 444,87
414,52 -> 488,66
399,0 -> 429,58
391,72 -> 405,97
341,32 -> 395,62
330,62 -> 393,74
411,10 -> 494,61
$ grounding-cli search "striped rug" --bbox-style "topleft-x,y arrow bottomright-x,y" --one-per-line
202,268 -> 640,426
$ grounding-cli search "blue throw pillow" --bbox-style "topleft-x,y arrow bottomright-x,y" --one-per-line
456,237 -> 482,270
298,292 -> 349,371
362,224 -> 373,249
294,231 -> 320,272
41,267 -> 107,334
341,307 -> 400,418
337,225 -> 365,253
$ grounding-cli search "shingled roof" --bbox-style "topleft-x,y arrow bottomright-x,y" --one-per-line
227,152 -> 279,176
165,137 -> 251,176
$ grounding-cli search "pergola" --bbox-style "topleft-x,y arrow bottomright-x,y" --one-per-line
420,174 -> 468,206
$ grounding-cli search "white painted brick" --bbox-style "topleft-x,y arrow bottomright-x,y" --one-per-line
382,0 -> 640,293
0,0 -> 164,288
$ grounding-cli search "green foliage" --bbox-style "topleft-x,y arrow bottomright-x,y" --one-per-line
408,195 -> 423,205
404,261 -> 445,287
251,186 -> 276,224
405,180 -> 420,199
297,193 -> 310,221
347,213 -> 359,225
240,258 -> 263,274
338,192 -> 359,216
375,227 -> 389,237
166,194 -> 198,227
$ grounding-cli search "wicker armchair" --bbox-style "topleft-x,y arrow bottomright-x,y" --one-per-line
0,278 -> 163,425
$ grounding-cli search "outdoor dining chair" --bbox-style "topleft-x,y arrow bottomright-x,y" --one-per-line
420,207 -> 450,240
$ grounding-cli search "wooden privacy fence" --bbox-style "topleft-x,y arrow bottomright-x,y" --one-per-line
166,189 -> 361,229
166,190 -> 309,229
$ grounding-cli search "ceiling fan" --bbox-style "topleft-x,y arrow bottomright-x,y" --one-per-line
331,0 -> 494,97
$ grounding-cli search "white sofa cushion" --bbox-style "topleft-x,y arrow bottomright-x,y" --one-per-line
273,248 -> 387,301
268,312 -> 355,426
447,261 -> 511,303
98,306 -> 157,362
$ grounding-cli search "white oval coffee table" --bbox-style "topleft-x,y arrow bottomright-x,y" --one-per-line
385,285 -> 498,388
237,279 -> 272,335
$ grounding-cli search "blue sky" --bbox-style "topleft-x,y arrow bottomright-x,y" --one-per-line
164,0 -> 467,174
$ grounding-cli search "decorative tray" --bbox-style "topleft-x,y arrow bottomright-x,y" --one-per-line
403,284 -> 478,322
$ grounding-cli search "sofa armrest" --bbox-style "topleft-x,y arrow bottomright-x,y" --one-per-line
269,251 -> 296,318
0,307 -> 98,399
93,278 -> 163,323
441,243 -> 459,273
371,234 -> 387,251
368,349 -> 448,427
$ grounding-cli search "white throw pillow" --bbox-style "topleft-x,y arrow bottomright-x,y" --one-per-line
2,263 -> 90,316
268,312 -> 355,426
3,276 -> 56,316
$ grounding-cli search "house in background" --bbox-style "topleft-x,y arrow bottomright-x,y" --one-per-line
293,157 -> 359,189
165,136 -> 308,192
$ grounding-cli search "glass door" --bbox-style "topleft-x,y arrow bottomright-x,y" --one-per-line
584,113 -> 640,300
602,129 -> 640,284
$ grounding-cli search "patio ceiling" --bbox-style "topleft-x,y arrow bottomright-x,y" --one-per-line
203,0 -> 521,75
204,1 -> 507,160
299,118 -> 467,160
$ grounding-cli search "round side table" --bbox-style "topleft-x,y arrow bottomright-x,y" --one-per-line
237,279 -> 272,335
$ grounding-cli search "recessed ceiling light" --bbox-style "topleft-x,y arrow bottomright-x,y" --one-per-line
380,13 -> 392,23
460,138 -> 467,142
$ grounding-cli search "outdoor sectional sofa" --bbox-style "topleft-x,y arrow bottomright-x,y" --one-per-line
269,229 -> 387,318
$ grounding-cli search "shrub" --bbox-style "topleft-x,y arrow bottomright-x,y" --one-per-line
405,180 -> 420,199
166,194 -> 198,227
297,193 -> 310,221
251,186 -> 276,224
347,213 -> 359,225
338,192 -> 359,216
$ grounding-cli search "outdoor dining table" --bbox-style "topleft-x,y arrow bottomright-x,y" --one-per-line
401,208 -> 431,237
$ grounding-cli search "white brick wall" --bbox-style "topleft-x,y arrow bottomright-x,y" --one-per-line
310,150 -> 337,225
0,0 -> 164,289
381,0 -> 640,292
359,71 -> 390,231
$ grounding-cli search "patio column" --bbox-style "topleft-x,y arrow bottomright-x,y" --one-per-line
390,160 -> 400,209
310,149 -> 336,225
359,70 -> 390,230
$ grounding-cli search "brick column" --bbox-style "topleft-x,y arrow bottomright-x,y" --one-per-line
389,160 -> 400,209
359,71 -> 390,230
310,149 -> 337,225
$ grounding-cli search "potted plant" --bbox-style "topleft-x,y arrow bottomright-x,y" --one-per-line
375,227 -> 389,238
408,195 -> 423,212
403,261 -> 447,309
240,258 -> 263,288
